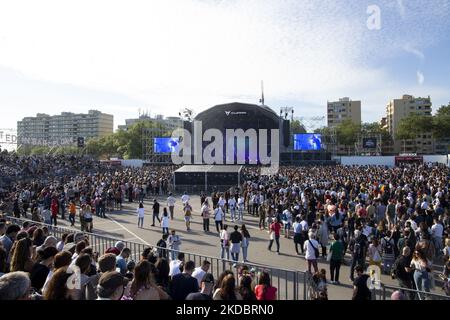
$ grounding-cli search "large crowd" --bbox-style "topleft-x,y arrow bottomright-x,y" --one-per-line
0,153 -> 449,300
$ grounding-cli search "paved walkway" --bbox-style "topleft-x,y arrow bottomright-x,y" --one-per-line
50,194 -> 445,300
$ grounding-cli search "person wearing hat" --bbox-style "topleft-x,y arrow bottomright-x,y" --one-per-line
96,271 -> 129,300
186,273 -> 215,300
30,246 -> 59,293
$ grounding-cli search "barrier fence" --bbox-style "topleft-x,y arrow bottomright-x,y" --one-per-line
3,216 -> 311,300
3,216 -> 448,300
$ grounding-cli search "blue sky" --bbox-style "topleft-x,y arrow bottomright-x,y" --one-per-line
0,0 -> 449,130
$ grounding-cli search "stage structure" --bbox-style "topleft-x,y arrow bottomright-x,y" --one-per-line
142,123 -> 173,164
173,165 -> 243,193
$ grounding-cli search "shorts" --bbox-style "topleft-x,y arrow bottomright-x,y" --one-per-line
184,216 -> 191,222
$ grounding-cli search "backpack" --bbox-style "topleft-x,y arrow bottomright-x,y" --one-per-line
384,238 -> 394,255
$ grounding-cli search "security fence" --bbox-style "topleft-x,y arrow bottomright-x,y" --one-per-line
3,216 -> 312,300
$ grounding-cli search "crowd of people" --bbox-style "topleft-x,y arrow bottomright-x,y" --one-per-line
0,152 -> 449,300
0,220 -> 279,301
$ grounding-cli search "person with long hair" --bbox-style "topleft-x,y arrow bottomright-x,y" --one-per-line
10,238 -> 34,273
368,238 -> 382,268
44,266 -> 80,300
32,228 -> 45,247
254,271 -> 277,301
241,224 -> 251,263
137,202 -> 145,228
155,258 -> 170,292
238,274 -> 257,300
213,274 -> 242,300
128,260 -> 160,300
407,249 -> 432,300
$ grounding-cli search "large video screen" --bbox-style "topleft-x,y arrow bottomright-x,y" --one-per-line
154,137 -> 180,153
293,134 -> 322,150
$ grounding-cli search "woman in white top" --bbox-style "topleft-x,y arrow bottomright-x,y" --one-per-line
220,225 -> 230,261
161,208 -> 170,234
137,202 -> 145,228
407,250 -> 432,300
367,238 -> 382,268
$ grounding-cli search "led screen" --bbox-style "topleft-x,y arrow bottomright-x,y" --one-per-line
154,137 -> 180,153
293,134 -> 322,150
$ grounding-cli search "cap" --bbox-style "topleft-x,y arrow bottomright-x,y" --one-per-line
63,242 -> 76,252
98,271 -> 129,292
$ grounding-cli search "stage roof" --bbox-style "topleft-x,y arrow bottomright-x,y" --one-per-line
174,165 -> 243,173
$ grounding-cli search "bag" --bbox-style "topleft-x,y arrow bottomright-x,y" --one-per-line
384,238 -> 394,255
309,240 -> 320,258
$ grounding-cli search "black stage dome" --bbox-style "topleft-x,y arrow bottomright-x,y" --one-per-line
194,102 -> 280,132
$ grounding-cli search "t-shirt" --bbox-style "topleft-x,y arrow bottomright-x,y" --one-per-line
137,207 -> 145,218
170,273 -> 199,300
330,240 -> 344,261
116,256 -> 127,275
353,274 -> 371,300
192,267 -> 206,287
270,223 -> 281,237
254,285 -> 277,301
304,239 -> 320,260
169,260 -> 182,277
30,263 -> 50,292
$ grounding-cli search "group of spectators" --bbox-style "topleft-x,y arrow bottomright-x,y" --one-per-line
0,220 -> 278,301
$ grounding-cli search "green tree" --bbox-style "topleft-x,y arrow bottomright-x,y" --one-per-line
336,120 -> 360,146
433,104 -> 450,139
396,113 -> 433,140
290,120 -> 307,134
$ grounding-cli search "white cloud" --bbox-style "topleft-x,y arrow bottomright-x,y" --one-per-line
0,0 -> 449,127
417,71 -> 425,85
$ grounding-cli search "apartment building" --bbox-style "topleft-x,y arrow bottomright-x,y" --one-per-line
385,94 -> 433,154
327,97 -> 361,127
17,110 -> 113,146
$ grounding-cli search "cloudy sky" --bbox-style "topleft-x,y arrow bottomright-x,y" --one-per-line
0,0 -> 449,130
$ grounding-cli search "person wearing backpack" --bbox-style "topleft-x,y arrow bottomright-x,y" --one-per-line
304,232 -> 320,273
349,229 -> 367,281
381,231 -> 396,274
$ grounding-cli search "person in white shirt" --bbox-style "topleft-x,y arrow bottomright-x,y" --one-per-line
431,218 -> 444,255
169,252 -> 185,277
214,206 -> 224,233
181,192 -> 190,205
167,193 -> 176,220
304,232 -> 320,273
137,202 -> 145,228
161,208 -> 170,234
219,225 -> 230,260
192,260 -> 211,287
168,230 -> 181,261
218,196 -> 226,220
228,197 -> 237,222
237,196 -> 245,221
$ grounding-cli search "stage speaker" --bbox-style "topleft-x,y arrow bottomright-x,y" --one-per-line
283,120 -> 290,147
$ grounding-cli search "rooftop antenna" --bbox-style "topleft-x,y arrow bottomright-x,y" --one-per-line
259,80 -> 265,106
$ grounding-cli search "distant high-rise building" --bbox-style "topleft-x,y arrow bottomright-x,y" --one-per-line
327,97 -> 361,127
385,94 -> 433,154
17,110 -> 113,147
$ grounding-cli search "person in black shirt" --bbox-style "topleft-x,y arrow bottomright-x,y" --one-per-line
352,265 -> 371,300
230,225 -> 242,263
151,199 -> 161,226
186,273 -> 215,300
392,246 -> 414,299
169,261 -> 199,300
30,247 -> 58,293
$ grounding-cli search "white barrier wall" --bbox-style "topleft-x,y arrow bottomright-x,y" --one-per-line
120,159 -> 144,168
335,155 -> 449,167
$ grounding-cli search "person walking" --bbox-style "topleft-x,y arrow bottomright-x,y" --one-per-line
258,203 -> 266,230
268,218 -> 281,255
220,225 -> 230,261
161,208 -> 170,234
241,224 -> 251,263
304,232 -> 320,274
293,216 -> 303,255
201,200 -> 211,232
50,198 -> 58,227
151,199 -> 161,227
349,230 -> 367,281
168,230 -> 181,261
329,233 -> 344,285
230,225 -> 242,263
167,193 -> 176,220
68,201 -> 77,227
214,206 -> 224,233
137,202 -> 145,228
237,195 -> 245,222
183,202 -> 193,231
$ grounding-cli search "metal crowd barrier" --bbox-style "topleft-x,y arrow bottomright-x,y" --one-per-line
375,283 -> 449,300
3,216 -> 311,300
